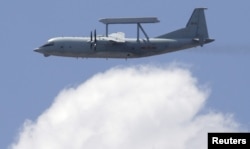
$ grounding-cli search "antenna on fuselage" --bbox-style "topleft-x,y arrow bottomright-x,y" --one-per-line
99,17 -> 159,42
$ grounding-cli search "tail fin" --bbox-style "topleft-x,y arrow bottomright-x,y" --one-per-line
157,8 -> 213,44
186,8 -> 208,39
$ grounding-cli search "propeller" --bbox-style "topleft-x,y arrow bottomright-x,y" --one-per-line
90,31 -> 93,49
90,29 -> 97,50
94,29 -> 97,43
90,31 -> 93,42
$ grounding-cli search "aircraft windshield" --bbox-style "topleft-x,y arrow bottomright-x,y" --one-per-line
41,42 -> 54,48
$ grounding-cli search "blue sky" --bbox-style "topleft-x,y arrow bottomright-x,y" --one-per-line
1,0 -> 250,148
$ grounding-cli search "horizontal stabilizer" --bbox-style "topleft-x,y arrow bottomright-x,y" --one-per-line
193,38 -> 215,46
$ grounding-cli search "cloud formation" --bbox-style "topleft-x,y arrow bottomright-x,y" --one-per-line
10,64 -> 241,149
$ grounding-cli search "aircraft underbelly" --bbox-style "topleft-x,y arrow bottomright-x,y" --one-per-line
55,49 -> 137,58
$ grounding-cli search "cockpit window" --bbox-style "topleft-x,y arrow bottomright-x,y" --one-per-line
40,42 -> 54,48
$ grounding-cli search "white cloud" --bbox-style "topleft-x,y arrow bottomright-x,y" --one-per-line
10,64 -> 241,149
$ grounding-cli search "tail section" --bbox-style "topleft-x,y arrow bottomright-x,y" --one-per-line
157,8 -> 214,45
186,8 -> 208,39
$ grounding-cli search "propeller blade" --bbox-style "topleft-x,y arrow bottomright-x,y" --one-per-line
90,31 -> 93,42
90,31 -> 93,49
94,29 -> 97,43
94,29 -> 97,51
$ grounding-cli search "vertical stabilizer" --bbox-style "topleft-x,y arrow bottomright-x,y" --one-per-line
186,8 -> 208,39
157,8 -> 212,44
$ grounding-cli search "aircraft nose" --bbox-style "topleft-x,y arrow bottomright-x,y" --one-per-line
34,48 -> 42,53
34,48 -> 50,57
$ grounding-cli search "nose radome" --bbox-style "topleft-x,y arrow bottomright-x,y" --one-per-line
34,48 -> 41,52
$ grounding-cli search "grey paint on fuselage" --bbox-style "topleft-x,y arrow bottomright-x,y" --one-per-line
36,37 -> 199,58
34,8 -> 214,59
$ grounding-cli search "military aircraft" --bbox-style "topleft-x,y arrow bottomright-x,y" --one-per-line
34,8 -> 214,59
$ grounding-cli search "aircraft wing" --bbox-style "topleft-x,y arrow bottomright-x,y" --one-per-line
108,32 -> 126,43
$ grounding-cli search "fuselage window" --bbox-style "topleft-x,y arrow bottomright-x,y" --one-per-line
41,42 -> 54,48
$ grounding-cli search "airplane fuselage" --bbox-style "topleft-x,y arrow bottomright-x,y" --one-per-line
35,36 -> 200,58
